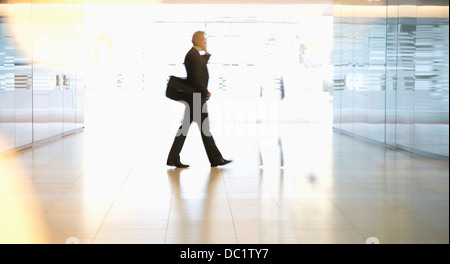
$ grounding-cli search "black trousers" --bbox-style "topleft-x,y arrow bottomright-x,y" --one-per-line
168,94 -> 224,164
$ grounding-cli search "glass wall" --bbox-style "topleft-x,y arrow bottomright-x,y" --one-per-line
81,4 -> 334,128
0,1 -> 85,154
333,0 -> 449,158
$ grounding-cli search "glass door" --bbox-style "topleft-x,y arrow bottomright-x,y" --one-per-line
14,3 -> 33,149
62,22 -> 76,135
0,13 -> 16,152
395,0 -> 416,152
385,0 -> 399,148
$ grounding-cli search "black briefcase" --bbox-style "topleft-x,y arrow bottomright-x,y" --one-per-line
166,76 -> 196,101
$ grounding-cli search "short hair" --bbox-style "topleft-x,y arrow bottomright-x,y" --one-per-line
192,31 -> 205,45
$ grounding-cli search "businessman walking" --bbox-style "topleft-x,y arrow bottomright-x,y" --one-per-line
167,31 -> 232,168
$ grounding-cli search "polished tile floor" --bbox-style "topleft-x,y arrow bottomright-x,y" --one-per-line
1,121 -> 448,244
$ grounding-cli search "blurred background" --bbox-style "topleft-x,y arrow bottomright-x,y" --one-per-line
1,0 -> 447,159
0,0 -> 448,244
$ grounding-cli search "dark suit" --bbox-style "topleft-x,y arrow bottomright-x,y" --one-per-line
185,47 -> 211,99
167,47 -> 224,165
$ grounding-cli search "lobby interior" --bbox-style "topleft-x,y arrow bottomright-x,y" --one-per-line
0,0 -> 448,244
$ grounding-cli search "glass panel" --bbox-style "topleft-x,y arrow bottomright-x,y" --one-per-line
413,4 -> 449,156
75,72 -> 84,129
340,11 -> 355,135
32,22 -> 51,142
386,0 -> 399,147
352,3 -> 369,138
0,13 -> 16,152
396,0 -> 417,152
48,22 -> 63,139
70,17 -> 84,130
2,1 -> 86,152
366,1 -> 387,143
62,23 -> 76,134
332,4 -> 343,131
13,3 -> 33,149
332,0 -> 448,158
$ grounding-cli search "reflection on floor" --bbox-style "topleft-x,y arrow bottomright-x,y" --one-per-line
1,122 -> 448,244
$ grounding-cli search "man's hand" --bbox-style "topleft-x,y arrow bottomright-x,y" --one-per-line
206,92 -> 211,100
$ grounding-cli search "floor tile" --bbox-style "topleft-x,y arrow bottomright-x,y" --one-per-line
1,123 -> 448,244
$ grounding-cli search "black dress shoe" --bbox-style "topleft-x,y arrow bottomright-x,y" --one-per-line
211,159 -> 233,167
167,160 -> 190,168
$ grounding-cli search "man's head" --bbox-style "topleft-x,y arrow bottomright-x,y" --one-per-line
192,31 -> 207,51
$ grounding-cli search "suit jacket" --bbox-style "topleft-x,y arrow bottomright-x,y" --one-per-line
184,47 -> 211,98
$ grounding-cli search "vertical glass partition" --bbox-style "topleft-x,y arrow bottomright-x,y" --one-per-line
414,1 -> 449,156
0,2 -> 33,152
395,0 -> 416,153
333,0 -> 449,158
0,12 -> 16,152
385,0 -> 399,148
13,3 -> 33,149
0,0 -> 85,154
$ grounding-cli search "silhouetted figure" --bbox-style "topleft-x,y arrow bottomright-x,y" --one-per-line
167,31 -> 232,168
